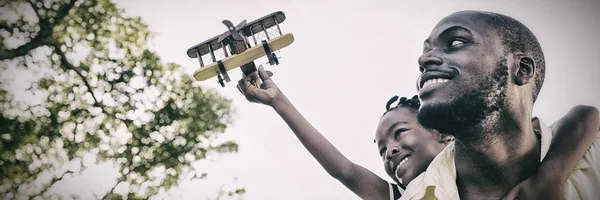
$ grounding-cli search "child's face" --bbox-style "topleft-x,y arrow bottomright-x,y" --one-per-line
375,107 -> 448,185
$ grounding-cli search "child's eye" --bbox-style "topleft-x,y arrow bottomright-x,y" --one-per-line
394,129 -> 408,139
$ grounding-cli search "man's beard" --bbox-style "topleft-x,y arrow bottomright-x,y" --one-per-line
417,58 -> 509,138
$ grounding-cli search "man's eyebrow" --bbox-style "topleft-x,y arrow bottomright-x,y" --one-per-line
424,25 -> 472,46
439,25 -> 472,38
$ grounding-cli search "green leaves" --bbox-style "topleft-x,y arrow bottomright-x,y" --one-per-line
1,0 -> 238,199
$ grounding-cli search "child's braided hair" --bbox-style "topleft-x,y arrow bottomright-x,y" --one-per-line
379,94 -> 453,143
382,95 -> 420,117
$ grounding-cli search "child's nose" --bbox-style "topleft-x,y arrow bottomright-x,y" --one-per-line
385,146 -> 400,160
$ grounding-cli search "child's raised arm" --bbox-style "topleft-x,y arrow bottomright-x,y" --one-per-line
545,105 -> 599,182
237,66 -> 396,200
502,105 -> 600,200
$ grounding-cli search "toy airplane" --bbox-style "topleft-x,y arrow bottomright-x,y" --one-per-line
186,11 -> 294,87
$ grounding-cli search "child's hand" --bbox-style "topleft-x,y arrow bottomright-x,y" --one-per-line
237,65 -> 284,106
501,174 -> 564,200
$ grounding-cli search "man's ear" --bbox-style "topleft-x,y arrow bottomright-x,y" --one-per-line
514,56 -> 536,86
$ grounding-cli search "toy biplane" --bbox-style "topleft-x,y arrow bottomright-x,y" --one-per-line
186,11 -> 294,87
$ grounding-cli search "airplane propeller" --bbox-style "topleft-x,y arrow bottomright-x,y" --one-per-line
218,19 -> 247,43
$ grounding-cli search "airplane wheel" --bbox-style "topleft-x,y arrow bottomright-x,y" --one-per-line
272,53 -> 279,65
218,75 -> 225,87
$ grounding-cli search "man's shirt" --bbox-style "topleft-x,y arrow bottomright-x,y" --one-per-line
401,117 -> 600,200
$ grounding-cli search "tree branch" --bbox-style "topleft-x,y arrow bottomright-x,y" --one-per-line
0,33 -> 57,61
28,170 -> 75,200
28,0 -> 77,27
0,1 -> 52,61
52,44 -> 135,130
0,0 -> 76,61
53,44 -> 104,110
101,170 -> 132,200
27,0 -> 43,20
50,0 -> 77,27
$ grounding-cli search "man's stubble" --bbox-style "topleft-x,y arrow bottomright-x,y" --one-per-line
417,57 -> 509,140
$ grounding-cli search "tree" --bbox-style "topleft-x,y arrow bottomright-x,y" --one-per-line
0,0 -> 242,199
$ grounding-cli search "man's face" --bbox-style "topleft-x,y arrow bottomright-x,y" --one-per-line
415,12 -> 510,134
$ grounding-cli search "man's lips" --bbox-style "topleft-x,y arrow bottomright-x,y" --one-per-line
417,70 -> 457,91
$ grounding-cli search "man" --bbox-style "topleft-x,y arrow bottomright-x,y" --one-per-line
403,10 -> 600,200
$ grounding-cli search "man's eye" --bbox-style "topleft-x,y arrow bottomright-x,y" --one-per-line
450,39 -> 465,48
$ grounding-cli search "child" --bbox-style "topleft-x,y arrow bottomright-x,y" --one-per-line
374,95 -> 454,197
237,66 -> 600,199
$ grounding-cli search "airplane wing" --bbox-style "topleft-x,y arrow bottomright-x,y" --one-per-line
240,11 -> 286,37
186,34 -> 225,59
186,11 -> 287,59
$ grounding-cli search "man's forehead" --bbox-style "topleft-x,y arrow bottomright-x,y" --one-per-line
425,11 -> 494,42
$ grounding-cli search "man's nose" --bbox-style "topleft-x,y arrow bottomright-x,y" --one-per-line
385,146 -> 400,160
418,50 -> 443,71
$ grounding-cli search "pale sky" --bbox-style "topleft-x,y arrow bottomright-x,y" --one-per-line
48,0 -> 600,199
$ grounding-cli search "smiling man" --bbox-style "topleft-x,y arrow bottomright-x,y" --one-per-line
402,10 -> 600,200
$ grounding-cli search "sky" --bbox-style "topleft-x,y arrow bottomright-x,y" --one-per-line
48,0 -> 600,199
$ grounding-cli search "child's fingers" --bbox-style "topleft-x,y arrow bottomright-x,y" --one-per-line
238,76 -> 248,90
236,84 -> 244,95
247,71 -> 261,88
242,72 -> 259,87
238,74 -> 265,103
257,65 -> 272,81
238,76 -> 253,95
249,71 -> 260,80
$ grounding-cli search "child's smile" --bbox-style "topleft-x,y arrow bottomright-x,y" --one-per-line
376,106 -> 450,185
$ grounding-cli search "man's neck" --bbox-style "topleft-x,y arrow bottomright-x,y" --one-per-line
453,114 -> 541,200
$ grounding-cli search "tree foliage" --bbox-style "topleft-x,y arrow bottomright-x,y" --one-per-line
0,0 -> 240,199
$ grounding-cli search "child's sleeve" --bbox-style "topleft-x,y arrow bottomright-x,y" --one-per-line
389,182 -> 405,200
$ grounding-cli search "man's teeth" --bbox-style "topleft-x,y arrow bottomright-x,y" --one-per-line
422,78 -> 449,89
